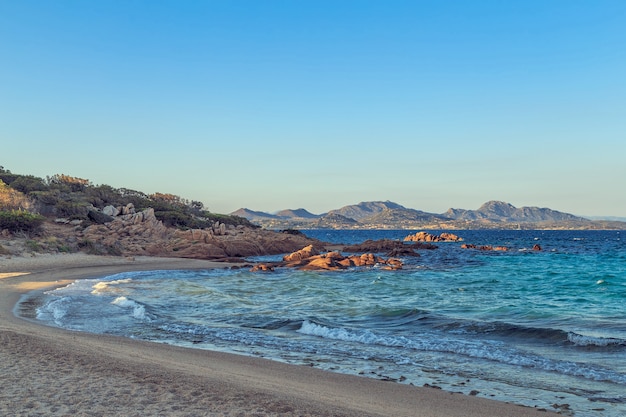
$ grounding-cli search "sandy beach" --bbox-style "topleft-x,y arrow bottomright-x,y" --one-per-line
0,254 -> 553,416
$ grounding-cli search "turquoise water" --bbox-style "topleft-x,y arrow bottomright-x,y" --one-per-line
23,230 -> 626,416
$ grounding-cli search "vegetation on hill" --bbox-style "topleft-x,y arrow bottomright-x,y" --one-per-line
0,166 -> 255,234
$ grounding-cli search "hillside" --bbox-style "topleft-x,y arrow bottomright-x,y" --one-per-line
0,167 -> 323,259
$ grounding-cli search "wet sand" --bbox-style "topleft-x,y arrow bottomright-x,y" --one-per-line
0,253 -> 552,416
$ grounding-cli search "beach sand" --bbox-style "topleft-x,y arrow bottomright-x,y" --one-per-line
0,253 -> 553,416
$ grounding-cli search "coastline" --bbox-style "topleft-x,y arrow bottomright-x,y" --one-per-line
1,254 -> 552,416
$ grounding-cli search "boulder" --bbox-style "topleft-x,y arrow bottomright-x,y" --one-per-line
278,246 -> 402,271
404,232 -> 462,242
87,210 -> 114,224
386,247 -> 420,257
102,205 -> 120,217
283,244 -> 319,262
121,203 -> 135,215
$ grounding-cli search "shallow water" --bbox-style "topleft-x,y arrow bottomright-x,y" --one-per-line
22,230 -> 626,416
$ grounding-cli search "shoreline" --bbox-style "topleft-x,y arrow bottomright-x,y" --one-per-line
1,254 -> 552,416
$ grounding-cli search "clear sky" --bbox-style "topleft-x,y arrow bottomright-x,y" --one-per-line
2,1 -> 625,217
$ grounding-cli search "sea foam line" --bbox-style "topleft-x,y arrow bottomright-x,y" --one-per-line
297,320 -> 626,384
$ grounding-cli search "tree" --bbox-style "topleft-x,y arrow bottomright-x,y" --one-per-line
48,174 -> 91,192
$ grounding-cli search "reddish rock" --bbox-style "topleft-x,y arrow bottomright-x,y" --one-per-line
404,232 -> 462,242
275,246 -> 403,272
283,244 -> 319,262
250,263 -> 275,272
79,208 -> 324,260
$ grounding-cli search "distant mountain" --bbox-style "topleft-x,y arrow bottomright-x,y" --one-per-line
360,207 -> 450,226
230,208 -> 280,221
232,200 -> 624,230
326,201 -> 406,220
443,201 -> 588,223
275,208 -> 321,219
311,213 -> 359,228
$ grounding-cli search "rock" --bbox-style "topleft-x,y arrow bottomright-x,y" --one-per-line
299,255 -> 341,271
278,246 -> 403,271
533,244 -> 542,251
120,203 -> 135,215
250,263 -> 275,272
77,207 -> 324,260
440,232 -> 463,241
404,231 -> 462,242
212,221 -> 228,236
87,210 -> 114,224
283,244 -> 319,262
102,205 -> 119,217
386,247 -> 420,257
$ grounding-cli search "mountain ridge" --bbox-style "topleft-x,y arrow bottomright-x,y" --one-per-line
231,200 -> 625,230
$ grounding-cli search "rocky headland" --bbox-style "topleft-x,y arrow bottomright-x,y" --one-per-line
0,205 -> 326,262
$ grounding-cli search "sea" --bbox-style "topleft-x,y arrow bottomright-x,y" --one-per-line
17,230 -> 626,416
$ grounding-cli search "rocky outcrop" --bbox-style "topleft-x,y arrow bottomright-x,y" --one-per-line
82,207 -> 172,254
283,245 -> 319,262
404,232 -> 462,242
79,207 -> 325,260
251,246 -> 403,272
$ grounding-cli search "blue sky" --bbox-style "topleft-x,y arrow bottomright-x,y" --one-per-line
2,1 -> 625,216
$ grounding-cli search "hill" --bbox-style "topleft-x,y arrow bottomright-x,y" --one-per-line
275,208 -> 321,219
0,167 -> 323,259
443,201 -> 588,223
232,200 -> 626,230
326,201 -> 405,220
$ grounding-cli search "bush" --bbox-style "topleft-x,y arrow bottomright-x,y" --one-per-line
9,175 -> 47,193
154,210 -> 194,228
0,210 -> 45,234
0,180 -> 32,211
56,201 -> 89,218
25,239 -> 44,252
204,213 -> 257,228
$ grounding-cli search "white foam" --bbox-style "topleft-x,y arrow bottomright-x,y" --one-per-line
112,296 -> 151,321
567,332 -> 625,347
36,297 -> 71,325
91,278 -> 133,295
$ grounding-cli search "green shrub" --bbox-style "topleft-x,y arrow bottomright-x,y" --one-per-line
56,201 -> 89,218
0,210 -> 45,234
77,239 -> 101,255
203,213 -> 257,228
25,239 -> 44,252
154,210 -> 193,228
9,175 -> 47,193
